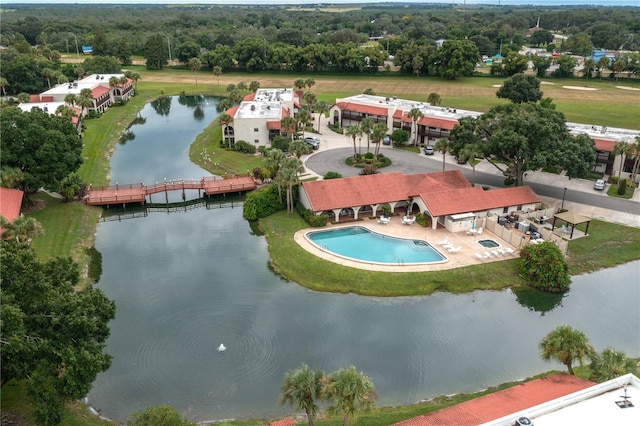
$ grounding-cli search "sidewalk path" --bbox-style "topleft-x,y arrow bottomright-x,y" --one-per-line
301,114 -> 640,228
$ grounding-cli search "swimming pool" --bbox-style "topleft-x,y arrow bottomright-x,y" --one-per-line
477,238 -> 501,248
305,226 -> 447,265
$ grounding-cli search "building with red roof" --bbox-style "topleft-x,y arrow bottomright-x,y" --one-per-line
300,170 -> 540,230
395,372 -> 640,426
329,94 -> 481,146
265,418 -> 295,426
0,187 -> 24,237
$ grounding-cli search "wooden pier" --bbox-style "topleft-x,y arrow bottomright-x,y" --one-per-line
86,175 -> 257,206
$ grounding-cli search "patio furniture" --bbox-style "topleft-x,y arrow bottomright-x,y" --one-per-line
466,228 -> 477,235
476,227 -> 483,235
503,247 -> 516,256
437,237 -> 450,245
475,253 -> 488,260
447,246 -> 462,253
402,216 -> 416,226
377,216 -> 390,225
484,251 -> 495,258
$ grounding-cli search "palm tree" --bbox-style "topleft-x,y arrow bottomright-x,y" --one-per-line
56,105 -> 75,120
279,364 -> 325,426
218,113 -> 233,147
293,78 -> 306,91
289,140 -> 311,159
345,124 -> 362,159
265,149 -> 286,201
125,71 -> 141,91
359,117 -> 374,153
304,78 -> 316,91
427,92 -> 442,106
314,101 -> 328,133
371,122 -> 388,157
280,116 -> 297,140
249,80 -> 260,93
41,67 -> 55,88
212,66 -> 222,86
434,138 -> 450,172
539,325 -> 595,375
296,108 -> 311,139
64,93 -> 78,108
188,57 -> 202,86
582,58 -> 595,79
281,157 -> 305,216
303,91 -> 317,112
461,143 -> 483,179
17,92 -> 30,104
323,366 -> 377,426
74,66 -> 85,80
613,141 -> 630,180
629,137 -> 640,184
589,347 -> 638,382
3,214 -> 44,244
407,107 -> 424,146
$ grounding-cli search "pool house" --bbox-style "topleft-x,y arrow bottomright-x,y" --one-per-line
299,170 -> 541,233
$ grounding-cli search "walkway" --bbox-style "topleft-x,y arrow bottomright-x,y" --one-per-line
86,175 -> 257,206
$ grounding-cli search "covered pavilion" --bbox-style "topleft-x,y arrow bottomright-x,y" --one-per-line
552,211 -> 592,240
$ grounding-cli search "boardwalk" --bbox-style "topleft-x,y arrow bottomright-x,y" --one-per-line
86,175 -> 257,206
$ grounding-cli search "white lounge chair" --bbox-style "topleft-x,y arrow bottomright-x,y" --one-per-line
504,247 -> 516,256
447,246 -> 462,253
484,251 -> 495,258
466,228 -> 477,235
437,237 -> 450,245
476,227 -> 483,235
475,253 -> 488,260
402,216 -> 415,225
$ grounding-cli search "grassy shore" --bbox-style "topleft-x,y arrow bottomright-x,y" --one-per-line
12,69 -> 640,425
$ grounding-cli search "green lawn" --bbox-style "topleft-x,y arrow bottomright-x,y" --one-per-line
606,183 -> 635,199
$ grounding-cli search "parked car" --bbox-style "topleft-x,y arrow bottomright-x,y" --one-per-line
382,136 -> 391,145
423,145 -> 434,155
304,136 -> 320,150
594,179 -> 606,190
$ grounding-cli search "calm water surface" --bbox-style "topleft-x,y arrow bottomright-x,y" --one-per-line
87,96 -> 640,423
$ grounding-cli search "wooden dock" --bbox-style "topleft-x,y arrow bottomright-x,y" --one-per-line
86,175 -> 257,206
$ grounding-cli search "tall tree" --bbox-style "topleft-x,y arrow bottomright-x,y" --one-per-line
0,241 -> 116,424
496,73 -> 543,104
539,325 -> 595,375
450,103 -> 595,186
281,157 -> 304,216
434,138 -> 450,172
188,57 -> 202,86
296,108 -> 311,139
212,66 -> 222,86
407,107 -> 423,146
144,33 -> 168,70
371,122 -> 388,157
345,124 -> 362,159
613,141 -> 631,181
426,92 -> 442,106
279,363 -> 325,426
314,101 -> 328,133
435,39 -> 480,80
1,108 -> 83,193
323,366 -> 377,426
501,51 -> 529,76
280,116 -> 297,140
359,117 -> 374,153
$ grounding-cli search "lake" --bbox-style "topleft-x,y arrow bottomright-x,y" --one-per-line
87,96 -> 640,423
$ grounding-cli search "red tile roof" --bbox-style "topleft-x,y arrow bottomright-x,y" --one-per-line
91,85 -> 110,99
418,116 -> 458,130
244,92 -> 256,101
593,138 -> 617,152
422,186 -> 540,217
301,171 -> 470,212
267,120 -> 281,130
266,418 -> 295,426
0,187 -> 24,222
393,373 -> 595,426
225,105 -> 239,118
336,101 -> 389,117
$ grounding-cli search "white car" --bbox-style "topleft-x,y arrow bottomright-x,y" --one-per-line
593,179 -> 606,190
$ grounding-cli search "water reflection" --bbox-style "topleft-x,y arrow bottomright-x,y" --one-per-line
512,286 -> 566,316
88,96 -> 640,424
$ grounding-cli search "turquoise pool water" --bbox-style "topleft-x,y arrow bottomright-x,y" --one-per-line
477,239 -> 501,248
306,226 -> 447,265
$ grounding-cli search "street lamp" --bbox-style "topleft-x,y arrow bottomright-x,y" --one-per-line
166,35 -> 172,61
561,187 -> 567,210
73,34 -> 80,59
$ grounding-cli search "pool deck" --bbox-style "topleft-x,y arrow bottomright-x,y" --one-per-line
294,217 -> 519,272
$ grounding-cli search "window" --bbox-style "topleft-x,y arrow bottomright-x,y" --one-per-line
503,207 -> 509,214
254,139 -> 259,144
254,128 -> 259,132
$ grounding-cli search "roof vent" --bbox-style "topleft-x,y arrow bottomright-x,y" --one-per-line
96,75 -> 100,79
514,417 -> 533,426
250,105 -> 256,111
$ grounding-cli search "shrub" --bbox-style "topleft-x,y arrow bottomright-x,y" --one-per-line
519,241 -> 570,292
234,140 -> 256,154
359,166 -> 378,175
242,183 -> 285,221
364,152 -> 374,160
504,177 -> 515,186
271,136 -> 290,152
323,171 -> 342,180
296,202 -> 328,227
609,176 -> 619,184
617,178 -> 627,195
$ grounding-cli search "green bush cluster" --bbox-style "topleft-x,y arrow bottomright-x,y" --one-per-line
617,178 -> 627,195
519,241 -> 570,292
234,140 -> 256,154
323,171 -> 342,180
242,183 -> 285,221
296,202 -> 329,227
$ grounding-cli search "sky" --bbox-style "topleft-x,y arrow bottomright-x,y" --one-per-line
4,1 -> 639,6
